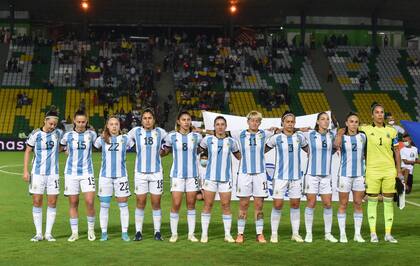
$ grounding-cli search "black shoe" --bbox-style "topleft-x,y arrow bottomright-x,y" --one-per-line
154,231 -> 163,241
134,231 -> 143,241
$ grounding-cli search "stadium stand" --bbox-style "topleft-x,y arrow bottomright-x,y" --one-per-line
2,41 -> 33,86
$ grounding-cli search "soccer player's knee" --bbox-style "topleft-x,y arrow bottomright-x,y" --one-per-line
339,201 -> 348,210
256,211 -> 264,220
221,202 -> 230,212
33,198 -> 43,207
306,200 -> 316,209
290,202 -> 299,209
323,202 -> 332,209
238,212 -> 247,219
273,202 -> 283,210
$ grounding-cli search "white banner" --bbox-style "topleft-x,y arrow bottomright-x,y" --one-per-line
201,111 -> 343,201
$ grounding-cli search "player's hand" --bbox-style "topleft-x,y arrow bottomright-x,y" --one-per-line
23,171 -> 30,182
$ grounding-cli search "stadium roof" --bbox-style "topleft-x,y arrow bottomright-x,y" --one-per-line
3,0 -> 420,30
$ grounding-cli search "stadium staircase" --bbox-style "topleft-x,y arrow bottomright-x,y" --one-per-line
312,48 -> 351,123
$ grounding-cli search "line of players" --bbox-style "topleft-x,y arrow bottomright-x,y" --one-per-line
23,106 -> 415,243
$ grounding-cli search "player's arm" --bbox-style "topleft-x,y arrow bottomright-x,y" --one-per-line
23,145 -> 32,182
393,144 -> 403,178
333,128 -> 346,151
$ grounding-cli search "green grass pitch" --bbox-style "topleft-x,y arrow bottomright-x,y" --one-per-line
0,151 -> 420,265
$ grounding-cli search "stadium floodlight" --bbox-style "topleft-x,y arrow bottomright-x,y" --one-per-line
81,0 -> 89,12
229,0 -> 238,15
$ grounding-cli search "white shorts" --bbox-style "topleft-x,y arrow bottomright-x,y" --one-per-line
64,175 -> 96,196
304,174 -> 332,195
202,179 -> 232,193
236,172 -> 269,198
29,174 -> 60,195
272,179 -> 302,199
98,176 -> 131,198
135,172 -> 164,195
337,176 -> 365,193
170,177 -> 199,192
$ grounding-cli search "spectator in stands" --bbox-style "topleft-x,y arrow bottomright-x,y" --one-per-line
358,75 -> 367,91
79,98 -> 86,112
384,35 -> 389,47
327,66 -> 333,82
64,69 -> 71,84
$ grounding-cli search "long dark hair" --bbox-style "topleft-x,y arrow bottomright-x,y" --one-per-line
281,110 -> 295,126
344,111 -> 359,135
141,108 -> 156,129
175,111 -> 193,132
213,115 -> 227,126
370,102 -> 384,114
314,111 -> 328,132
73,109 -> 89,131
103,115 -> 121,144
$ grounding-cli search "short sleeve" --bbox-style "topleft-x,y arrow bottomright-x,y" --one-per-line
200,136 -> 209,150
415,148 -> 419,160
195,132 -> 203,144
90,130 -> 98,142
60,132 -> 69,146
125,135 -> 135,149
264,129 -> 274,139
265,134 -> 276,148
164,133 -> 173,148
26,131 -> 37,147
359,125 -> 367,133
127,127 -> 137,141
94,136 -> 102,149
230,138 -> 239,153
299,132 -> 308,147
159,128 -> 168,141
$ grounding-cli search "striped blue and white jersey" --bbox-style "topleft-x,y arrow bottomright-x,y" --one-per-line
266,132 -> 308,180
340,133 -> 366,177
304,130 -> 336,176
94,135 -> 134,178
164,131 -> 202,179
61,130 -> 97,177
127,127 -> 167,174
26,128 -> 63,175
200,135 -> 239,182
231,129 -> 274,174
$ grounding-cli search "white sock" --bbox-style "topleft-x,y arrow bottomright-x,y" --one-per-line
270,208 -> 281,236
170,212 -> 179,235
187,209 -> 196,235
237,218 -> 246,234
152,209 -> 162,233
223,214 -> 232,236
201,212 -> 211,236
119,202 -> 129,233
70,218 -> 78,234
305,207 -> 314,235
354,212 -> 363,236
135,208 -> 145,233
337,212 -> 346,236
32,206 -> 43,235
87,216 -> 95,231
256,219 -> 264,235
324,208 -> 333,234
100,202 -> 110,233
45,207 -> 56,236
290,208 -> 300,235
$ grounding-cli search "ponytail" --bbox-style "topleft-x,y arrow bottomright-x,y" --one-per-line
103,115 -> 121,144
73,109 -> 90,131
175,111 -> 193,132
344,111 -> 359,135
314,111 -> 328,132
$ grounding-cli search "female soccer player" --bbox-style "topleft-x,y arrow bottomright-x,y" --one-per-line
161,111 -> 202,243
230,110 -> 276,243
336,103 -> 402,243
127,109 -> 167,241
303,112 -> 338,243
94,116 -> 134,241
334,112 -> 366,243
61,110 -> 97,242
23,110 -> 63,242
199,116 -> 241,243
265,111 -> 308,243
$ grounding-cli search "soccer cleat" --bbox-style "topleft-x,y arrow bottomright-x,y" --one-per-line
100,232 -> 108,241
169,234 -> 178,243
88,230 -> 96,241
133,231 -> 143,241
325,233 -> 338,243
353,234 -> 365,243
200,235 -> 208,243
44,234 -> 56,242
339,234 -> 348,243
224,235 -> 235,243
67,233 -> 79,242
270,234 -> 278,243
256,234 -> 267,243
154,232 -> 163,241
235,234 -> 244,244
121,232 -> 130,242
291,234 -> 304,243
384,234 -> 398,243
370,233 -> 379,243
188,234 -> 199,242
30,234 -> 43,242
304,233 -> 313,243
